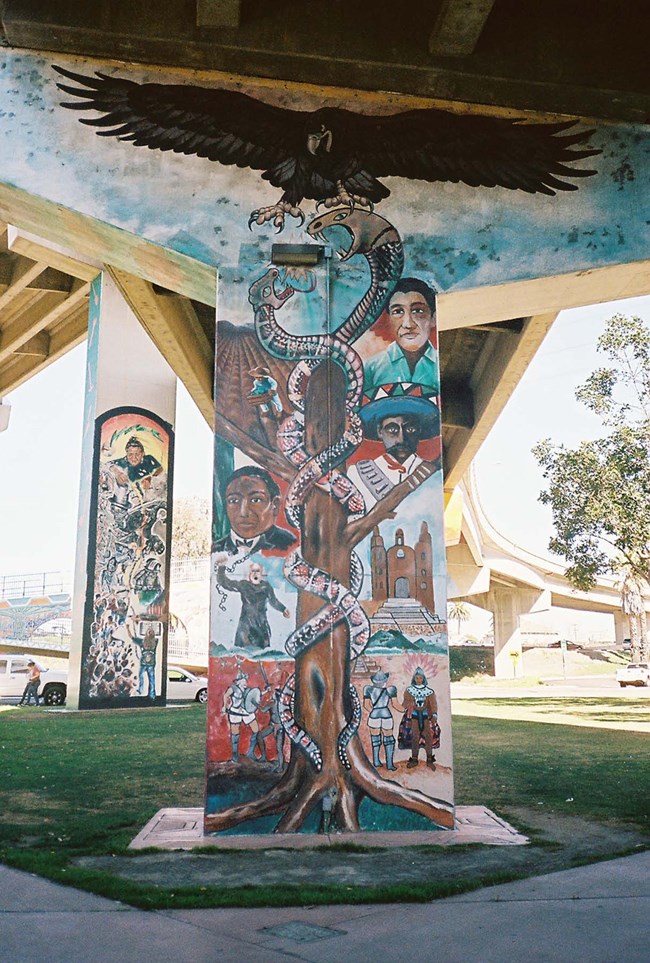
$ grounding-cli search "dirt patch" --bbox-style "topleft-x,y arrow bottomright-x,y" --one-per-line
75,810 -> 648,897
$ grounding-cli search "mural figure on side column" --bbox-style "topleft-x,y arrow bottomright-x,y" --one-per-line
78,408 -> 173,709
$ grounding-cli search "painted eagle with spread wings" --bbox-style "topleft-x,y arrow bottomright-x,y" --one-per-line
55,66 -> 599,231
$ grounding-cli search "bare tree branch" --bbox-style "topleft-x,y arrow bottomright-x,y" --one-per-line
345,457 -> 442,549
215,413 -> 296,483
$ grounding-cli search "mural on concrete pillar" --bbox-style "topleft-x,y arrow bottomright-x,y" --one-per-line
45,63 -> 605,830
205,207 -> 454,835
78,407 -> 174,709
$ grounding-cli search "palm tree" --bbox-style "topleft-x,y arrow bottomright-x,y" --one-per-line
448,601 -> 470,640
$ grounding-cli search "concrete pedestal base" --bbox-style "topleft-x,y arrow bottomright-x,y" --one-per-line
129,805 -> 528,850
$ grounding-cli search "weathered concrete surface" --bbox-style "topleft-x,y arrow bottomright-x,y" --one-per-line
3,848 -> 650,962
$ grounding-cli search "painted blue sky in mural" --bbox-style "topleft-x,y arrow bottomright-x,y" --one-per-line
1,52 -> 648,297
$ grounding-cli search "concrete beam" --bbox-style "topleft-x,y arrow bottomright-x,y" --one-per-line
0,258 -> 81,293
14,331 -> 49,357
196,0 -> 241,29
108,267 -> 214,424
441,379 -> 475,429
3,14 -> 649,123
0,279 -> 89,363
429,0 -> 497,57
8,228 -> 100,283
437,260 -> 650,331
0,254 -> 47,312
444,313 -> 556,486
0,291 -> 67,362
0,303 -> 88,394
0,183 -> 217,307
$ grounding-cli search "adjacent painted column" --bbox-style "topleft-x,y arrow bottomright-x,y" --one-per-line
204,209 -> 455,836
67,273 -> 176,710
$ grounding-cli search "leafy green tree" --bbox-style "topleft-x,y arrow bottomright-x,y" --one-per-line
448,600 -> 471,639
171,496 -> 211,560
533,314 -> 650,660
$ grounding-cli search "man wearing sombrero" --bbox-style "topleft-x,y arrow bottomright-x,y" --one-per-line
347,390 -> 441,507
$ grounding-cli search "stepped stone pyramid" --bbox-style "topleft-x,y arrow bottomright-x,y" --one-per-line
370,597 -> 446,637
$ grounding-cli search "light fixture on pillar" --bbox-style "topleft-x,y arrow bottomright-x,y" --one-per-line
0,400 -> 11,433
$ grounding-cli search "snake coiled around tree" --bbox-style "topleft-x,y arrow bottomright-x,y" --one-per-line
249,208 -> 404,771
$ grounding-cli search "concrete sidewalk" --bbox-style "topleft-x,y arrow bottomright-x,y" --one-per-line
2,850 -> 649,962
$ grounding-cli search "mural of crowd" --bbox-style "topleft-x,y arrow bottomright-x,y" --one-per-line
78,409 -> 173,708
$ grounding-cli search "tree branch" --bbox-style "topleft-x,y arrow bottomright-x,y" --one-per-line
215,413 -> 296,483
345,457 -> 441,550
204,757 -> 304,833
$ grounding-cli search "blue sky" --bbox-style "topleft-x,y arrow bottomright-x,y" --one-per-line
1,294 -> 649,578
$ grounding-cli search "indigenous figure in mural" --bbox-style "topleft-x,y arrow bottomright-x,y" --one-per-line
348,393 -> 441,508
363,670 -> 402,770
401,667 -> 439,770
223,670 -> 263,761
214,467 -> 296,555
215,557 -> 290,649
363,279 -> 440,396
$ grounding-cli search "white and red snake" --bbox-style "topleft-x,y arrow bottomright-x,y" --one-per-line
248,208 -> 404,770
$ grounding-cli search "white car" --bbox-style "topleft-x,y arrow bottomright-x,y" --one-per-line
616,662 -> 650,687
0,656 -> 208,705
0,654 -> 68,705
166,665 -> 208,703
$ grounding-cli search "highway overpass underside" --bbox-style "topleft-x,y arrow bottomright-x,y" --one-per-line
0,23 -> 648,684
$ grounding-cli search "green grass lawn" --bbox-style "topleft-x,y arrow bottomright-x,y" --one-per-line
0,704 -> 648,906
454,696 -> 650,726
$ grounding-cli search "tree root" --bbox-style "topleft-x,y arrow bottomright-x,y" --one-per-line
274,778 -> 322,833
347,740 -> 455,830
205,743 -> 454,834
204,758 -> 305,833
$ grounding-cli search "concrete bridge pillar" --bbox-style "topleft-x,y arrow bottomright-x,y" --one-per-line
67,273 -> 177,709
614,610 -> 628,646
476,582 -> 548,678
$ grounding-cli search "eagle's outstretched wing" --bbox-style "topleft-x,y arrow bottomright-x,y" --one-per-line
54,66 -> 599,200
54,65 -> 307,174
324,107 -> 599,196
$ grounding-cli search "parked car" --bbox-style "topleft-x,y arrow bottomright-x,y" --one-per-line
616,662 -> 650,687
1,657 -> 208,705
167,665 -> 208,703
0,654 -> 68,705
